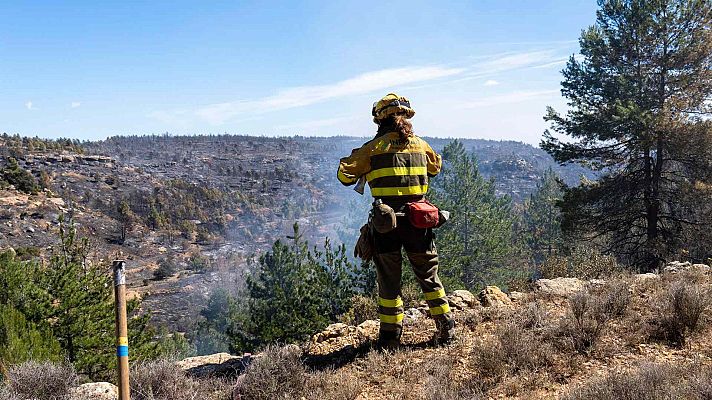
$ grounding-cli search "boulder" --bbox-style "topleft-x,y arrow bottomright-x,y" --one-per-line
69,382 -> 118,400
478,286 -> 511,307
177,352 -> 247,378
535,277 -> 585,297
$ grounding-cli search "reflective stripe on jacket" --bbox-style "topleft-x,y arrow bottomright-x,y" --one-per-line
337,132 -> 442,197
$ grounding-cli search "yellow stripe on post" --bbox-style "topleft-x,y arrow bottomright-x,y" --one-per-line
117,337 -> 128,346
378,296 -> 403,308
424,288 -> 446,301
370,185 -> 428,197
366,166 -> 428,181
379,313 -> 405,324
429,304 -> 451,316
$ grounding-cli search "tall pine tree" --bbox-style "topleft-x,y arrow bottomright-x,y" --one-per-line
542,0 -> 712,270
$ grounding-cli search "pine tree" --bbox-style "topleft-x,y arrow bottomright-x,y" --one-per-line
429,140 -> 521,289
542,0 -> 712,270
205,223 -> 373,352
2,157 -> 39,194
0,219 -> 160,380
522,169 -> 565,265
0,304 -> 62,367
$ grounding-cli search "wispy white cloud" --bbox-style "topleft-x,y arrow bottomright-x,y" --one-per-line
193,66 -> 464,125
150,48 -> 573,127
470,50 -> 557,76
25,101 -> 35,110
532,54 -> 585,69
459,90 -> 559,108
71,101 -> 81,108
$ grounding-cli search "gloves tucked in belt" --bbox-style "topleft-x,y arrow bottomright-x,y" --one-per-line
354,223 -> 375,261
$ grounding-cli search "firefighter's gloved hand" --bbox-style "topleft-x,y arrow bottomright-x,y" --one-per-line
354,223 -> 375,261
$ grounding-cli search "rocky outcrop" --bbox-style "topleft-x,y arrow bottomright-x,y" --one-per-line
534,277 -> 585,297
69,382 -> 118,400
478,286 -> 512,307
664,261 -> 711,274
177,352 -> 252,378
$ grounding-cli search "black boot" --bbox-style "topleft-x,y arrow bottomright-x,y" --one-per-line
376,328 -> 402,351
431,315 -> 455,346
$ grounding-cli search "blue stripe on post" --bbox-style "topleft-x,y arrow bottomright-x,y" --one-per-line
117,345 -> 129,357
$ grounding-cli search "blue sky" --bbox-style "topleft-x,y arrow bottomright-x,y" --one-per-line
0,1 -> 598,144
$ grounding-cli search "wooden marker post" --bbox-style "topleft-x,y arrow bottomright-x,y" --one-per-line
113,260 -> 130,400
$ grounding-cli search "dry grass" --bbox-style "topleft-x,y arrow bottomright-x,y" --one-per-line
3,361 -> 78,400
131,358 -> 232,400
562,363 -> 712,400
237,345 -> 361,400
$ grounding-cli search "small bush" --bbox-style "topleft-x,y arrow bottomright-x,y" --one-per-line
340,295 -> 377,326
469,321 -> 552,394
540,246 -> 621,280
5,361 -> 78,400
153,257 -> 178,280
519,301 -> 548,329
236,345 -> 307,400
649,282 -> 710,346
130,358 -> 230,400
188,254 -> 211,272
497,323 -> 552,372
557,284 -> 630,354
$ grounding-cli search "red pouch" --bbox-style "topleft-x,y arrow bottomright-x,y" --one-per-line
407,200 -> 440,229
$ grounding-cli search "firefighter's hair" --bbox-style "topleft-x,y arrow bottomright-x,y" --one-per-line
377,113 -> 414,140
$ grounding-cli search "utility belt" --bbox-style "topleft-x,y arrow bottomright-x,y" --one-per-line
370,198 -> 450,233
355,199 -> 450,261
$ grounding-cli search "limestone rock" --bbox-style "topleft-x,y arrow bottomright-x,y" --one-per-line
478,286 -> 511,307
307,320 -> 376,357
311,323 -> 353,343
69,382 -> 118,400
404,307 -> 422,322
664,261 -> 692,273
634,273 -> 660,281
177,352 -> 247,378
509,291 -> 526,302
663,261 -> 710,274
356,319 -> 379,338
450,289 -> 477,307
535,277 -> 585,297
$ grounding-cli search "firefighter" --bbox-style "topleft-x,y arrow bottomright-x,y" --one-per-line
337,93 -> 455,349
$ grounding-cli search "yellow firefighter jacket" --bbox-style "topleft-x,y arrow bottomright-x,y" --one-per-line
337,132 -> 442,198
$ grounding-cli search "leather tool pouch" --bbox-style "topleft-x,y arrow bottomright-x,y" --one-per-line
407,200 -> 440,229
371,200 -> 397,233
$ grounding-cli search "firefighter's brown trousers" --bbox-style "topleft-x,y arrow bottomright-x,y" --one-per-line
373,216 -> 452,334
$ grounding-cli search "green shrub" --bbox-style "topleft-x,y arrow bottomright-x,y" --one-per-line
0,304 -> 62,366
2,158 -> 39,194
